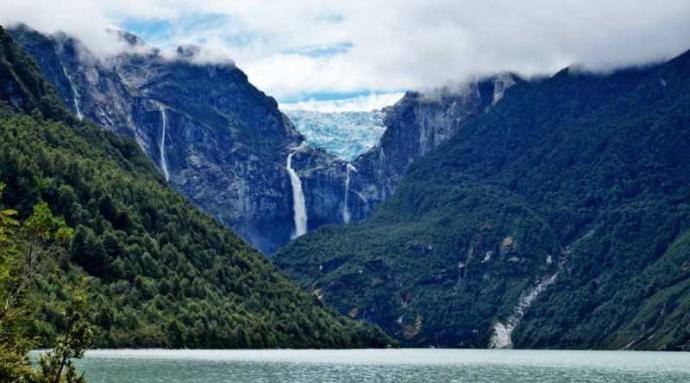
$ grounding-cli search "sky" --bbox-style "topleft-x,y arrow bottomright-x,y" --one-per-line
2,0 -> 690,111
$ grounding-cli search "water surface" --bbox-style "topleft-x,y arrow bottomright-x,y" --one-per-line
46,349 -> 690,382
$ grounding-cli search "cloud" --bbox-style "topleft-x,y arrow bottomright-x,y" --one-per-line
280,92 -> 405,112
2,0 -> 690,103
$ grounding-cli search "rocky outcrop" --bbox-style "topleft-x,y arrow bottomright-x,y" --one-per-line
9,25 -> 352,253
9,24 -> 519,254
346,75 -> 521,221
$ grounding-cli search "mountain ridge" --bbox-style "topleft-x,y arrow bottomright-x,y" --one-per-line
0,24 -> 392,348
276,49 -> 690,350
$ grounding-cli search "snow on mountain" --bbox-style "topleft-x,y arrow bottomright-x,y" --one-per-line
285,110 -> 386,161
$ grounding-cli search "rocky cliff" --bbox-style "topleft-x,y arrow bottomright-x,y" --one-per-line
276,50 -> 690,350
9,25 -> 356,253
346,74 -> 520,221
9,25 -> 519,254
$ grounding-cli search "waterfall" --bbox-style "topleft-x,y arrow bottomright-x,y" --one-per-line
342,163 -> 357,224
61,65 -> 83,121
287,143 -> 308,238
157,103 -> 170,182
489,272 -> 559,349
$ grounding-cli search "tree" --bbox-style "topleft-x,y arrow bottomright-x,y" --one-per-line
36,280 -> 92,383
0,184 -> 91,382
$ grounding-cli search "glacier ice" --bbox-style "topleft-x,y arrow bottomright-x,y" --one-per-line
284,110 -> 386,161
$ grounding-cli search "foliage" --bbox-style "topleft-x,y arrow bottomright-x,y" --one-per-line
0,25 -> 392,349
277,51 -> 690,350
0,184 -> 89,383
35,280 -> 92,383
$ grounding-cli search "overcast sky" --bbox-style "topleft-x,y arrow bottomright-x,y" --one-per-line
2,0 -> 690,110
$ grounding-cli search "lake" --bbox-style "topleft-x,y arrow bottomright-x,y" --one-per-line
37,349 -> 690,382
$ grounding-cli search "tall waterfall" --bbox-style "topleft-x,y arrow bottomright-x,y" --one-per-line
287,144 -> 308,238
157,103 -> 170,182
342,163 -> 357,224
61,65 -> 83,121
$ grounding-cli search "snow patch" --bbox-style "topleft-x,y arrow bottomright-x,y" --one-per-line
285,110 -> 386,161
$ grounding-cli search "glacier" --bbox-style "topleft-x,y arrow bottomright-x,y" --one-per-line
284,110 -> 386,161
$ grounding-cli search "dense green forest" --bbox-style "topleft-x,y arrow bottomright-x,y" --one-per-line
277,51 -> 690,350
0,25 -> 391,351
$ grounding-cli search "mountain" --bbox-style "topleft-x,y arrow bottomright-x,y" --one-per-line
344,74 -> 521,221
8,25 -> 525,253
8,25 -> 358,254
0,25 -> 391,348
276,51 -> 690,350
283,110 -> 386,161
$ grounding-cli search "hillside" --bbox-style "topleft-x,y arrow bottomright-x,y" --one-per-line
8,25 -> 359,254
276,51 -> 690,350
0,25 -> 391,348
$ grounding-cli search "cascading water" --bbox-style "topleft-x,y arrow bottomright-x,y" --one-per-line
157,103 -> 170,182
342,163 -> 357,224
287,143 -> 308,239
61,65 -> 83,121
489,272 -> 559,349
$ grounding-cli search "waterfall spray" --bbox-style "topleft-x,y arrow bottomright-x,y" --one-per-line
61,65 -> 83,121
343,163 -> 357,224
287,143 -> 308,238
156,103 -> 170,182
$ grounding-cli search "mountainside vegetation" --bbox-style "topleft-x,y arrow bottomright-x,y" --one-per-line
0,25 -> 391,350
276,51 -> 690,350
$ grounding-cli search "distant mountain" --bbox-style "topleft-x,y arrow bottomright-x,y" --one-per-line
276,51 -> 690,350
0,25 -> 391,348
283,110 -> 386,161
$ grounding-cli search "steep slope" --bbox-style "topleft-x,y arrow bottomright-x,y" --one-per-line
0,25 -> 391,348
9,25 -> 524,252
276,52 -> 690,350
345,75 -> 520,221
9,25 -> 354,254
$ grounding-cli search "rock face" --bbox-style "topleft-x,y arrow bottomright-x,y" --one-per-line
9,25 -> 518,253
9,25 -> 353,253
347,75 -> 521,222
276,49 -> 690,350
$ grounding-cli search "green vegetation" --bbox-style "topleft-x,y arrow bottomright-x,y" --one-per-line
277,51 -> 690,349
1,189 -> 92,382
0,25 -> 392,350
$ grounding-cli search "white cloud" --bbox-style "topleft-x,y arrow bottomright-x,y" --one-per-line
2,0 -> 690,101
280,92 -> 405,112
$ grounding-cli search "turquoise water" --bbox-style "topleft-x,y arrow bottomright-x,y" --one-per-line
37,349 -> 690,382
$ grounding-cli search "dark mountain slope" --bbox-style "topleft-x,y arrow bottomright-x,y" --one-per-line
0,25 -> 391,348
8,24 -> 352,254
8,25 -> 524,253
276,51 -> 690,350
